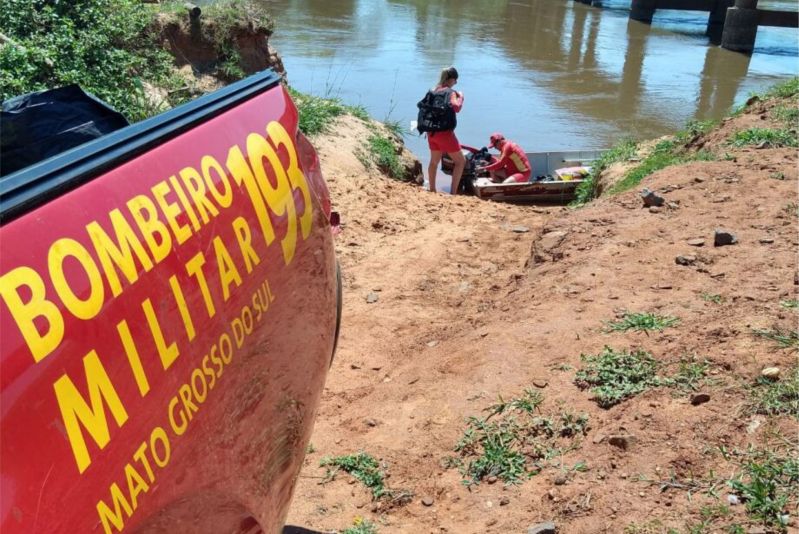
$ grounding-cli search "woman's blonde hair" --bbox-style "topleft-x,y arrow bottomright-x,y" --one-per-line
437,66 -> 459,87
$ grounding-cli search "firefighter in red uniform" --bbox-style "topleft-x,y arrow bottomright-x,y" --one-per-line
481,132 -> 532,183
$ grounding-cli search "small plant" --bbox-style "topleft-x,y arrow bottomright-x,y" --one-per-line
342,517 -> 379,534
748,367 -> 799,418
320,452 -> 387,498
729,447 -> 799,527
348,104 -> 371,122
729,128 -> 798,148
306,443 -> 316,454
451,389 -> 590,486
559,411 -> 590,437
701,292 -> 725,304
782,202 -> 799,218
752,327 -> 799,350
676,119 -> 718,142
780,299 -> 799,309
667,356 -> 711,392
604,312 -> 680,333
486,388 -> 544,417
575,346 -> 662,408
769,171 -> 787,180
455,417 -> 527,486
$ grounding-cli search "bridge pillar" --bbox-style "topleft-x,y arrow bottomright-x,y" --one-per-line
707,0 -> 734,42
721,0 -> 759,53
630,0 -> 657,23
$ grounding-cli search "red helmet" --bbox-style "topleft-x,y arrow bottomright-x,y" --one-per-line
489,132 -> 505,148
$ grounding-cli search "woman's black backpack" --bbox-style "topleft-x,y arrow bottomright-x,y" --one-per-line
416,88 -> 456,133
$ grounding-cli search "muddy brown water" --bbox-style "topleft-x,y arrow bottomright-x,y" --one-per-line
257,0 -> 797,190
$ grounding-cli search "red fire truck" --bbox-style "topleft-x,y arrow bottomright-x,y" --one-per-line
0,70 -> 341,533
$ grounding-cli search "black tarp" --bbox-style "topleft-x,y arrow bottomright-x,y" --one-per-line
1,85 -> 129,177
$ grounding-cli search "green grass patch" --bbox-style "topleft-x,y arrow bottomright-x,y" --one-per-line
288,87 -> 351,136
604,312 -> 680,333
450,389 -> 589,486
752,327 -> 799,350
729,447 -> 798,528
573,117 -> 723,204
608,140 -> 684,194
320,452 -> 387,498
571,138 -> 637,205
383,118 -> 406,138
342,518 -> 378,534
733,77 -> 799,116
729,128 -> 798,148
771,104 -> 799,126
367,133 -> 405,180
701,292 -> 725,304
575,346 -> 663,408
748,367 -> 799,418
780,299 -> 799,309
762,77 -> 799,99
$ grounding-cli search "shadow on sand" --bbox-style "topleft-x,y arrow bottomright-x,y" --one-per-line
283,527 -> 329,534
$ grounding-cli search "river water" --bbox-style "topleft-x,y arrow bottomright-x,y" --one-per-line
258,0 -> 797,180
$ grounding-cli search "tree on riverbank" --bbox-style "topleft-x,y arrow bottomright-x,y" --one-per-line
0,0 -> 183,120
0,0 -> 276,121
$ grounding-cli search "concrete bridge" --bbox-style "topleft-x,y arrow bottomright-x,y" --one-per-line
574,0 -> 799,53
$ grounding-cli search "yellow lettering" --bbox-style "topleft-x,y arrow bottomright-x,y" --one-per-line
201,155 -> 233,209
247,132 -> 298,264
97,483 -> 132,534
168,175 -> 201,232
213,237 -> 242,302
232,217 -> 260,274
179,166 -> 218,225
150,427 -> 170,467
142,298 -> 179,371
185,252 -> 215,318
169,275 -> 195,342
48,238 -> 105,321
0,266 -> 64,362
127,195 -> 172,263
132,442 -> 155,483
117,320 -> 150,397
168,396 -> 188,436
267,121 -> 313,240
227,145 -> 276,247
53,350 -> 129,474
87,210 -> 153,298
124,463 -> 149,510
151,181 -> 192,246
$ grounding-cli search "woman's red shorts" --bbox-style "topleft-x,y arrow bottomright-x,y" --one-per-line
427,130 -> 460,153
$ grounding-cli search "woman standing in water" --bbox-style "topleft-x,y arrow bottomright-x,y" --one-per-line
425,66 -> 465,194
